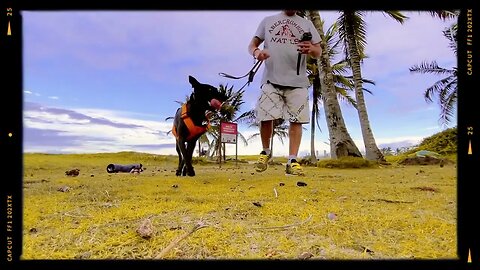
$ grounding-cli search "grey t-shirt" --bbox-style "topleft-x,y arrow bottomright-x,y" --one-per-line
254,12 -> 321,88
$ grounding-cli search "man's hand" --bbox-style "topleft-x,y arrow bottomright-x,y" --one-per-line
254,49 -> 270,61
297,41 -> 313,54
298,41 -> 321,58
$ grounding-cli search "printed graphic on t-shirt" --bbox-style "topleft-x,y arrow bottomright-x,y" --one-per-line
268,19 -> 306,45
275,25 -> 295,38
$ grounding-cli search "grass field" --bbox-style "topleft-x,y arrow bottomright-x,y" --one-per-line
21,152 -> 457,260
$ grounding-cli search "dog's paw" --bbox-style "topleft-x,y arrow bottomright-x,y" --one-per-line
175,170 -> 182,176
187,168 -> 195,177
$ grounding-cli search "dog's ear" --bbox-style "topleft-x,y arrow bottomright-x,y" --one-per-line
189,76 -> 200,87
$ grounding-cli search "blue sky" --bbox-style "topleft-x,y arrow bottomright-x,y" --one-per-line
22,10 -> 458,157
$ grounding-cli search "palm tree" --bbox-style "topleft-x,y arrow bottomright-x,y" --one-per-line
380,147 -> 393,156
207,84 -> 249,161
409,12 -> 458,127
197,133 -> 210,157
306,10 -> 362,159
299,11 -> 358,162
306,19 -> 375,163
307,59 -> 321,163
337,11 -> 407,162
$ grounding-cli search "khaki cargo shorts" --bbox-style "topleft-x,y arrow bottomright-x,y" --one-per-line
255,82 -> 310,124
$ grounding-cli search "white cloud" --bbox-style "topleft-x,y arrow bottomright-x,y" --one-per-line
23,105 -> 176,154
23,101 -> 437,158
23,90 -> 41,96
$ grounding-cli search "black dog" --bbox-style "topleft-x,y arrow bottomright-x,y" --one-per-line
171,75 -> 227,176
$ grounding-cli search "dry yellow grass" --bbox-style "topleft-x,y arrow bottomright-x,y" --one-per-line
22,152 -> 457,260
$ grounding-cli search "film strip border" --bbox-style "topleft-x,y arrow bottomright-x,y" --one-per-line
459,7 -> 478,268
0,2 -> 477,269
1,0 -> 22,265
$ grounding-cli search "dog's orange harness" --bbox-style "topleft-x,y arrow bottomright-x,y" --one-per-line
172,103 -> 210,141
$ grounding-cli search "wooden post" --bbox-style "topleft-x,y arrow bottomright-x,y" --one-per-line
218,123 -> 222,168
235,133 -> 238,167
223,142 -> 226,162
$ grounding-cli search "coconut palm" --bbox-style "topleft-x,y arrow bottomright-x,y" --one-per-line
337,11 -> 408,162
409,22 -> 458,127
207,84 -> 249,161
297,11 -> 359,161
306,19 -> 375,163
306,10 -> 362,159
380,147 -> 394,156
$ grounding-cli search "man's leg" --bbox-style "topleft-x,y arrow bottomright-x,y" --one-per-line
285,122 -> 305,176
255,120 -> 273,172
284,87 -> 309,176
254,83 -> 282,172
261,120 -> 273,152
288,122 -> 302,158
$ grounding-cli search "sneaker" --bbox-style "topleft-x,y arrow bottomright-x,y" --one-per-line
255,151 -> 271,172
285,160 -> 305,176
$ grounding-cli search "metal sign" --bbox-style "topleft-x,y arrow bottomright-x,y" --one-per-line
220,122 -> 237,144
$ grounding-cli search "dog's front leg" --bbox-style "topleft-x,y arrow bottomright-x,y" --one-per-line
184,140 -> 197,177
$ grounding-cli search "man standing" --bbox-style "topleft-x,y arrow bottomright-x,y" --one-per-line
249,10 -> 321,176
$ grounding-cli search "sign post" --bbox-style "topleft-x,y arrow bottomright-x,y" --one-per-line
220,122 -> 238,167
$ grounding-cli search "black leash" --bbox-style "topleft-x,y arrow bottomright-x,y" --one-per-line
219,59 -> 263,91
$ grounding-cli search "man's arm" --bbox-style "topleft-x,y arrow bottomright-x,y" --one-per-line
248,36 -> 262,56
248,36 -> 269,61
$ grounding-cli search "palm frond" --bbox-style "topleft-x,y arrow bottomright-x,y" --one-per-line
410,16 -> 458,127
438,84 -> 457,126
335,87 -> 358,109
443,23 -> 458,56
382,11 -> 409,24
234,109 -> 255,123
427,10 -> 459,21
338,11 -> 368,60
409,61 -> 454,76
424,75 -> 457,103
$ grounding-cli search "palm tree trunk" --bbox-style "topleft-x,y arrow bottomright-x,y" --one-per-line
344,11 -> 386,162
310,76 -> 319,163
310,107 -> 316,162
270,132 -> 274,163
307,10 -> 362,159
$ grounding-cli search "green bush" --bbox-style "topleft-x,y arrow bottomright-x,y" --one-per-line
405,127 -> 457,155
317,156 -> 377,169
